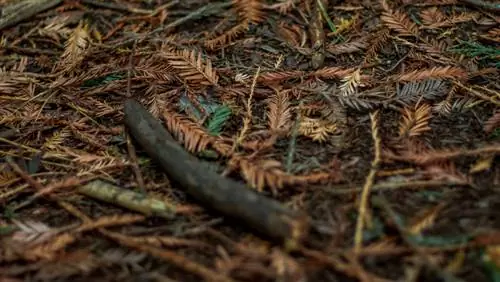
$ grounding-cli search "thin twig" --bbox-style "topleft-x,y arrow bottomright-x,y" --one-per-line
454,81 -> 500,106
406,144 -> 500,165
354,110 -> 381,254
126,131 -> 147,194
237,66 -> 260,145
323,179 -> 468,194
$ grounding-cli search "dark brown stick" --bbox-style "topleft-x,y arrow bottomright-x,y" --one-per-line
80,0 -> 152,14
123,99 -> 310,249
458,0 -> 500,12
0,0 -> 62,31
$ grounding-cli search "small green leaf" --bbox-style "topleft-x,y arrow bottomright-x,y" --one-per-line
205,105 -> 232,136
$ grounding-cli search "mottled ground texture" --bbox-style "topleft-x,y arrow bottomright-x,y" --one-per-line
0,0 -> 499,281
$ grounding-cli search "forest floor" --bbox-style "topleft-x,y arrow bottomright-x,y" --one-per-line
0,0 -> 499,281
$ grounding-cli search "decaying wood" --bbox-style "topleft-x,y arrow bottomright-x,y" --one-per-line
309,0 -> 327,69
79,179 -> 177,219
123,99 -> 311,249
0,0 -> 62,31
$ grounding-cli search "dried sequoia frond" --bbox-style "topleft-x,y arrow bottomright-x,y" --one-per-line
319,99 -> 348,128
326,38 -> 368,55
421,38 -> 449,55
0,76 -> 34,94
420,7 -> 446,26
336,95 -> 380,111
484,111 -> 500,134
1,230 -> 76,262
380,8 -> 419,37
232,156 -> 330,194
33,250 -> 100,281
162,107 -> 215,153
42,128 -> 72,150
232,0 -> 265,24
10,220 -> 59,245
297,106 -> 343,146
423,161 -> 469,184
298,117 -> 339,143
38,15 -> 73,42
204,22 -> 249,50
160,48 -> 219,86
312,67 -> 356,79
0,167 -> 17,188
267,89 -> 292,132
421,8 -> 477,29
134,57 -> 176,82
238,130 -> 279,152
488,27 -> 500,37
275,22 -> 306,49
258,70 -> 305,84
363,29 -> 390,63
398,103 -> 433,138
162,107 -> 233,157
401,143 -> 500,166
396,66 -> 467,82
451,96 -> 478,113
432,84 -> 459,115
54,21 -> 90,73
397,79 -> 448,104
433,99 -> 453,116
339,69 -> 362,96
267,0 -> 298,14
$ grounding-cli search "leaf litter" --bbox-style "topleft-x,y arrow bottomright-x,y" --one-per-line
0,0 -> 499,281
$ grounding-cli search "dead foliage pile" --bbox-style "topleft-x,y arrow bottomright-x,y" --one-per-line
0,0 -> 499,281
